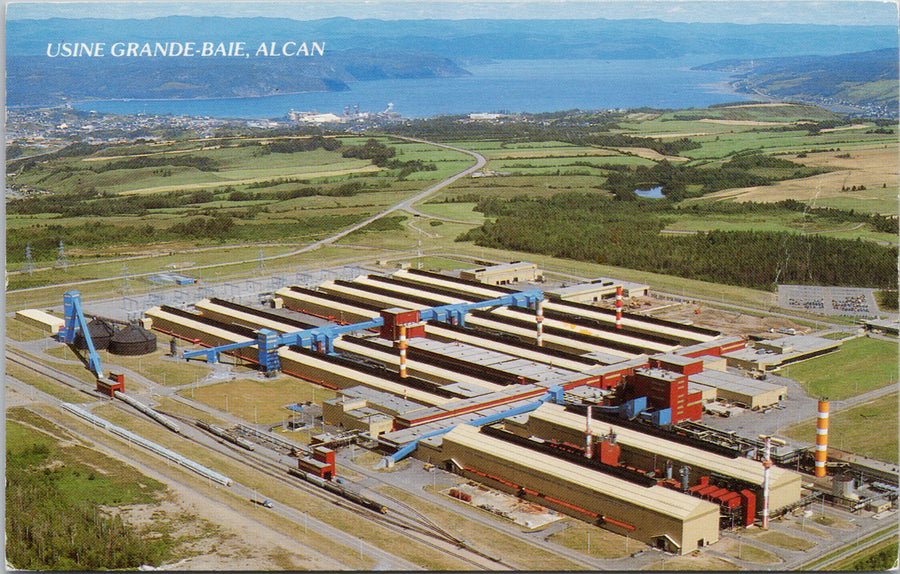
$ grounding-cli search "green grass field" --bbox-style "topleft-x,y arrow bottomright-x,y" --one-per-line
785,392 -> 898,463
179,376 -> 337,424
663,213 -> 896,244
7,407 -> 166,506
782,337 -> 898,399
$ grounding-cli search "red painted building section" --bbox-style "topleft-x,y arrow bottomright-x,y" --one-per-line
379,308 -> 425,340
298,446 -> 336,479
628,368 -> 702,423
650,354 -> 704,376
96,373 -> 125,397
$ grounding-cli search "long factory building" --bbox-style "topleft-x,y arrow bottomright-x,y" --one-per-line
422,424 -> 721,554
510,402 -> 801,512
140,270 -> 797,553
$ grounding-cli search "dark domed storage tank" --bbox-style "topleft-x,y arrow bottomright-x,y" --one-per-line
109,324 -> 157,356
74,317 -> 115,350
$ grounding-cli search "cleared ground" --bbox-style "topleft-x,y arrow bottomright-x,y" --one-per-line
178,375 -> 337,425
785,392 -> 898,463
780,337 -> 898,399
701,145 -> 898,215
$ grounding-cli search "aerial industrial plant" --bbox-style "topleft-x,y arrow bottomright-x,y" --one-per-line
11,259 -> 897,567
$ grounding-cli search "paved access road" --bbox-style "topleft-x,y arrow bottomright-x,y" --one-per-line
7,137 -> 485,294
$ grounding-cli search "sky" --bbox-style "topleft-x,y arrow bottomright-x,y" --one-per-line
5,0 -> 899,25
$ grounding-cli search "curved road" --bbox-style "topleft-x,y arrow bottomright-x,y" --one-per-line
8,136 -> 485,293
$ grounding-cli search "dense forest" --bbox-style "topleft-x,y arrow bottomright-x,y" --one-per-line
457,194 -> 898,290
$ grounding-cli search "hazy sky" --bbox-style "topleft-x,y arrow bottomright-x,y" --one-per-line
5,0 -> 899,25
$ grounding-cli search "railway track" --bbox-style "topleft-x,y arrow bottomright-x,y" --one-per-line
155,409 -> 504,568
9,347 -> 502,568
7,349 -> 104,400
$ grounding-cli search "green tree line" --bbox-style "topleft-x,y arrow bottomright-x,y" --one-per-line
457,193 -> 898,290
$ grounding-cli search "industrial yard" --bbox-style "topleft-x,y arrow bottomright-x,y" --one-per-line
6,93 -> 898,570
7,253 -> 898,570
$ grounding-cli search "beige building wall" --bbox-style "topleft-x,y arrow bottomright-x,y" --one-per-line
526,404 -> 801,512
460,263 -> 540,285
438,425 -> 719,554
15,309 -> 65,334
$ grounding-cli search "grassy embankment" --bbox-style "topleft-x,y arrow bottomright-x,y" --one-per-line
781,336 -> 898,399
6,408 -> 169,570
785,392 -> 898,463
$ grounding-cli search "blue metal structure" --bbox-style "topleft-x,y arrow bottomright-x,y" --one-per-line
381,385 -> 562,467
416,289 -> 542,328
60,290 -> 103,378
183,289 -> 544,369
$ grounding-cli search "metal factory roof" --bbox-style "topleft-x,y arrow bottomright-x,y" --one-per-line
530,403 -> 798,489
411,384 -> 547,420
439,381 -> 495,398
579,350 -> 636,365
652,353 -> 702,367
674,336 -> 745,357
563,385 -> 612,402
409,337 -> 585,385
278,347 -> 453,407
443,424 -> 718,521
688,371 -> 787,397
864,318 -> 900,333
544,277 -> 649,298
337,385 -> 429,416
722,335 -> 841,367
633,367 -> 685,381
583,356 -> 650,376
461,261 -> 537,274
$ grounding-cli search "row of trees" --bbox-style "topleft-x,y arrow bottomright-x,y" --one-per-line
602,156 -> 826,201
458,194 -> 898,290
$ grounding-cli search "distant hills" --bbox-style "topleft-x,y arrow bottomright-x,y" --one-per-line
7,16 -> 898,106
7,52 -> 467,106
696,48 -> 899,112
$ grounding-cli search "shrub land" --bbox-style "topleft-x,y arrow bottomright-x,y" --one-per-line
6,412 -> 169,570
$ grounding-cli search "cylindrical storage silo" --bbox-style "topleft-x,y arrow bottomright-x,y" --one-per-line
74,317 -> 115,350
832,472 -> 855,498
108,324 -> 157,356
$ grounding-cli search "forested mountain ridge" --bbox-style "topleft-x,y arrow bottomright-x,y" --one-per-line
7,16 -> 897,105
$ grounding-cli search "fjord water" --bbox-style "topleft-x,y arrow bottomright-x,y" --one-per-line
74,56 -> 747,119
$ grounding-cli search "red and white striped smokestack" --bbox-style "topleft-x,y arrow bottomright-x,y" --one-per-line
615,285 -> 623,329
815,398 -> 830,478
398,325 -> 408,378
585,405 -> 593,458
762,435 -> 773,529
535,299 -> 544,347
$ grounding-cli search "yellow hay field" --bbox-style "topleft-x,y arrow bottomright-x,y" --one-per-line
120,165 -> 382,195
618,147 -> 690,162
698,118 -> 791,126
705,144 -> 898,207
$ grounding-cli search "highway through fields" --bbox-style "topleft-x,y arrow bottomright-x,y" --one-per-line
7,136 -> 485,294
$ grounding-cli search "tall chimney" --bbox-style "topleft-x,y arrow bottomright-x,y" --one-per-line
615,286 -> 623,329
398,325 -> 408,378
815,398 -> 830,478
585,405 -> 593,458
535,299 -> 544,347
